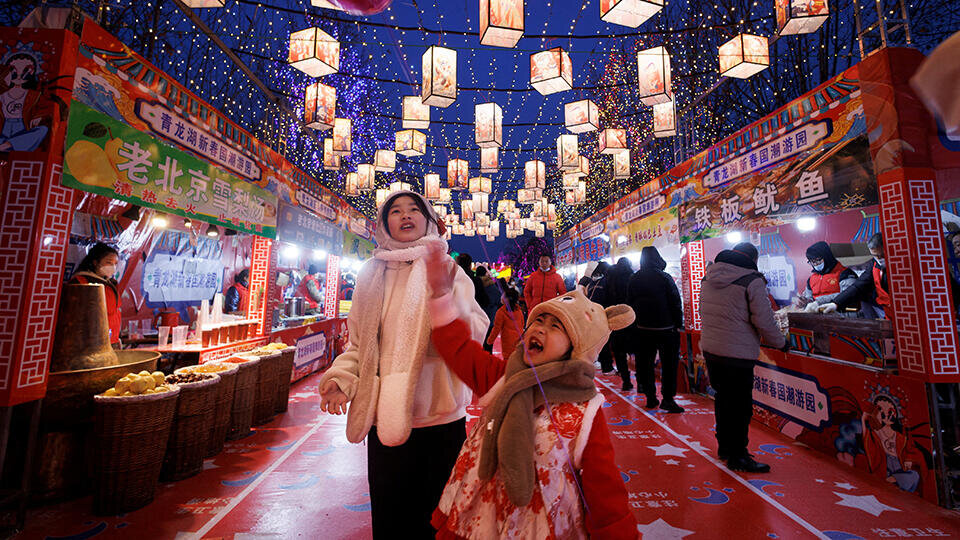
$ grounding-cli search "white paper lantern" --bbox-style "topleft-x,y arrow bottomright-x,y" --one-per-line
402,95 -> 430,129
653,100 -> 677,137
474,193 -> 490,215
571,156 -> 590,178
445,212 -> 459,226
613,151 -> 630,179
304,82 -> 336,130
599,0 -> 663,28
476,210 -> 491,227
523,160 -> 545,190
375,188 -> 390,208
776,0 -> 829,36
322,138 -> 340,170
564,99 -> 599,133
433,204 -> 448,217
480,0 -> 524,48
637,46 -> 672,105
547,203 -> 557,222
357,163 -> 375,192
288,27 -> 339,77
489,219 -> 500,236
562,172 -> 580,190
518,188 -> 540,204
598,128 -> 628,154
439,188 -> 452,203
425,173 -> 441,200
374,149 -> 396,172
469,176 -> 492,194
447,159 -> 469,191
565,181 -> 586,205
475,102 -> 503,148
556,134 -> 579,171
422,46 -> 457,108
532,198 -> 549,219
462,203 -> 475,222
333,118 -> 351,156
389,181 -> 412,194
345,172 -> 359,196
480,147 -> 499,173
530,47 -> 572,95
719,34 -> 769,79
395,129 -> 427,157
497,199 -> 516,215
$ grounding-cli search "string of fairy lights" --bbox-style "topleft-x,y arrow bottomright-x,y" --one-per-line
41,0 -> 953,236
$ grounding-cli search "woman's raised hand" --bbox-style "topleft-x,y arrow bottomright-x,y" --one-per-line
426,241 -> 458,299
319,379 -> 349,414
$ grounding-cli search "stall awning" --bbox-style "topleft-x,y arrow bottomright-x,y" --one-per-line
759,230 -> 788,255
852,211 -> 880,243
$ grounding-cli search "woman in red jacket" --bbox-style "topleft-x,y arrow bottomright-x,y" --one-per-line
523,254 -> 566,311
486,286 -> 524,356
69,243 -> 122,347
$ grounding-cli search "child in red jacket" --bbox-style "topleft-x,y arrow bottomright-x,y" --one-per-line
424,243 -> 638,539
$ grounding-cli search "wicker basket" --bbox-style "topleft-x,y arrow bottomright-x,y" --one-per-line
175,363 -> 239,458
274,347 -> 295,414
224,356 -> 259,440
160,374 -> 220,481
252,351 -> 281,426
92,386 -> 180,515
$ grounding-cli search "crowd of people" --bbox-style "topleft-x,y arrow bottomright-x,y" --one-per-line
314,189 -> 909,538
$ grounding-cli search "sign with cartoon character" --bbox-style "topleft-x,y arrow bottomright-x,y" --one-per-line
0,30 -> 73,154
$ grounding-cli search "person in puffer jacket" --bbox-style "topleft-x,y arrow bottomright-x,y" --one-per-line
699,242 -> 788,474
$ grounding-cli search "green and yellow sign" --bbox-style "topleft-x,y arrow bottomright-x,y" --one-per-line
62,100 -> 278,238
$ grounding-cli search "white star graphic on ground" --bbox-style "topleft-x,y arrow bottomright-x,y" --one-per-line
636,518 -> 695,540
648,444 -> 689,457
664,459 -> 680,465
833,492 -> 901,516
834,481 -> 856,490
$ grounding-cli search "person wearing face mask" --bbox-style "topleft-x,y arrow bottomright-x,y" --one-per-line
819,233 -> 891,319
69,242 -> 122,347
523,254 -> 566,312
798,241 -> 857,313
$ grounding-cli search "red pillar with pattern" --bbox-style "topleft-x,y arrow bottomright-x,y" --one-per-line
0,28 -> 79,406
858,48 -> 960,383
680,240 -> 705,332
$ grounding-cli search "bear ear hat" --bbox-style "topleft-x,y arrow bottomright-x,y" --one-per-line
605,304 -> 636,332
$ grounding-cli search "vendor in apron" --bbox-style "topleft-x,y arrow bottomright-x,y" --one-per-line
799,241 -> 858,313
819,233 -> 890,319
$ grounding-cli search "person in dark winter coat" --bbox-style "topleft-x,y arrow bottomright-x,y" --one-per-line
582,261 -> 612,372
797,241 -> 856,311
476,266 -> 502,352
457,253 -> 489,309
601,257 -> 635,390
628,246 -> 684,413
699,242 -> 787,474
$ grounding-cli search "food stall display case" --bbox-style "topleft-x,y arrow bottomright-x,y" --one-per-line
557,48 -> 960,508
0,17 -> 376,512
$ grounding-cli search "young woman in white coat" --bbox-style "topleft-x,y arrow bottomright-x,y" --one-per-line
318,191 -> 488,538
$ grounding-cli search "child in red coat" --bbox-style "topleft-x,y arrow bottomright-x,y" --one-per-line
486,286 -> 524,356
424,243 -> 638,539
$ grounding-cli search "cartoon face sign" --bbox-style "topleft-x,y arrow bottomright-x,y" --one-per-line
3,54 -> 37,88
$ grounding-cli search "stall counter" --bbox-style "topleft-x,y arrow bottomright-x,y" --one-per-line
147,336 -> 269,364
270,316 -> 347,382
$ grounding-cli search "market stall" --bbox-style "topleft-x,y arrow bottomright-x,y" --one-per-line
0,16 -> 373,513
559,47 -> 960,508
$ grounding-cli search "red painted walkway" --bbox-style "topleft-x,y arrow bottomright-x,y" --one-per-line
16,369 -> 960,539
